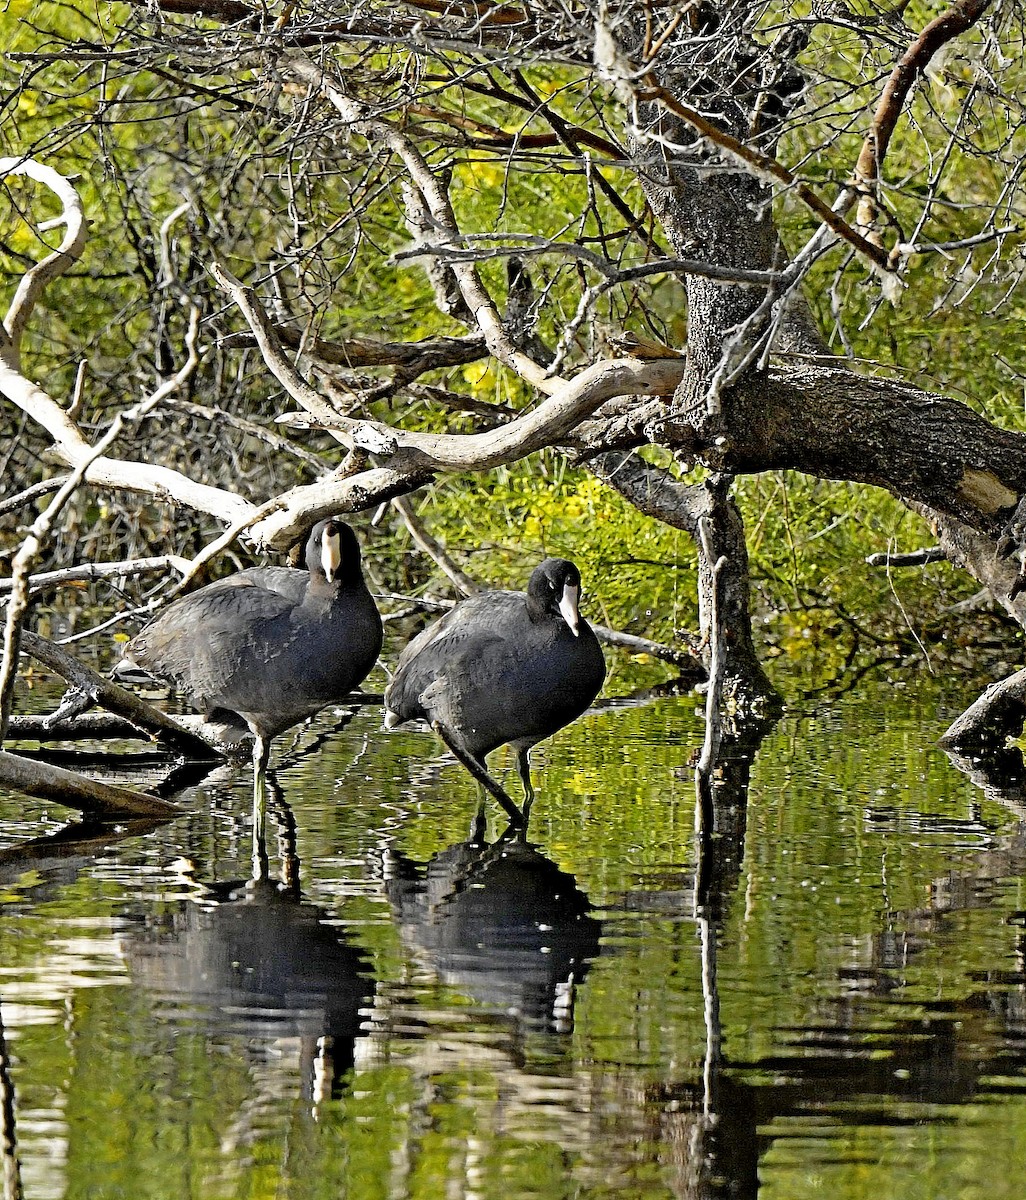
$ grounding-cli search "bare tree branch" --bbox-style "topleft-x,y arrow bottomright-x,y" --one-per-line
0,556 -> 190,596
218,326 -> 488,373
853,0 -> 993,244
0,157 -> 89,363
0,477 -> 67,518
18,631 -> 222,758
282,53 -> 561,395
0,355 -> 255,523
1,309 -> 203,745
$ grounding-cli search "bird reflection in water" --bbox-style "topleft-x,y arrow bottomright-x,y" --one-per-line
380,811 -> 603,1035
121,792 -> 373,1105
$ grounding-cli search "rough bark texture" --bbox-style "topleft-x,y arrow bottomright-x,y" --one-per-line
940,669 -> 1026,749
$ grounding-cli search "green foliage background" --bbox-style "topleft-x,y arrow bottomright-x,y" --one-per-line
1,0 -> 1024,679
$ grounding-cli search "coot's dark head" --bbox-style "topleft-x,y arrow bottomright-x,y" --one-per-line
526,557 -> 586,636
305,518 -> 363,586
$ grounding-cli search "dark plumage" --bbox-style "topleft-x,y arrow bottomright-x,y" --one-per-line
384,558 -> 606,823
115,518 -> 382,821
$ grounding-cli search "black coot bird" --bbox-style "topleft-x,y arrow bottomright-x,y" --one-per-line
115,518 -> 382,824
384,558 -> 606,824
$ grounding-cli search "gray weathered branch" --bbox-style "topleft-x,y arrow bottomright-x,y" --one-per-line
0,750 -> 182,818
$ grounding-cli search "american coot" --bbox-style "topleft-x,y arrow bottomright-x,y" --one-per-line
384,558 -> 606,823
115,518 -> 382,828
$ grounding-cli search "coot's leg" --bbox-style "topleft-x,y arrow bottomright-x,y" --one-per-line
469,799 -> 488,845
431,720 -> 525,826
251,732 -> 271,879
514,746 -> 536,805
267,777 -> 300,896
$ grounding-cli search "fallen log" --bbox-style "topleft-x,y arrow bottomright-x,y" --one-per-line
0,749 -> 182,818
6,713 -> 157,742
19,631 -> 222,757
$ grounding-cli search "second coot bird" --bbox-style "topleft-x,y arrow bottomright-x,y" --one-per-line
384,558 -> 606,823
115,518 -> 382,824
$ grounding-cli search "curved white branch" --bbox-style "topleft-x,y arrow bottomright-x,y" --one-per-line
0,356 -> 255,524
247,355 -> 687,546
210,263 -> 398,455
214,258 -> 685,474
396,355 -> 686,469
0,157 -> 89,360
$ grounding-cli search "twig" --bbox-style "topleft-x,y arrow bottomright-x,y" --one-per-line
853,0 -> 993,241
897,227 -> 1019,256
1,156 -> 89,361
391,237 -> 783,290
392,495 -> 481,595
0,556 -> 189,596
865,546 -> 945,567
0,477 -> 67,518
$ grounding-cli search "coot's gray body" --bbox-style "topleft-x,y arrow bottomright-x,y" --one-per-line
384,558 -> 605,822
116,519 -> 382,819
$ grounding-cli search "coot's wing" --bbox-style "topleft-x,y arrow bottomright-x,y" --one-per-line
123,574 -> 300,698
236,565 -> 309,606
386,591 -> 521,721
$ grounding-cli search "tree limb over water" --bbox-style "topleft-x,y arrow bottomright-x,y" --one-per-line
2,0 -> 1024,801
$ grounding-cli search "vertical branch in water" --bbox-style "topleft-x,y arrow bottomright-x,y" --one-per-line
693,514 -> 727,1170
693,515 -> 727,1170
695,514 -> 728,903
0,1008 -> 23,1200
699,914 -> 722,1118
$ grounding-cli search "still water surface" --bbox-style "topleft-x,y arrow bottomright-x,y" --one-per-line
3,666 -> 1026,1198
